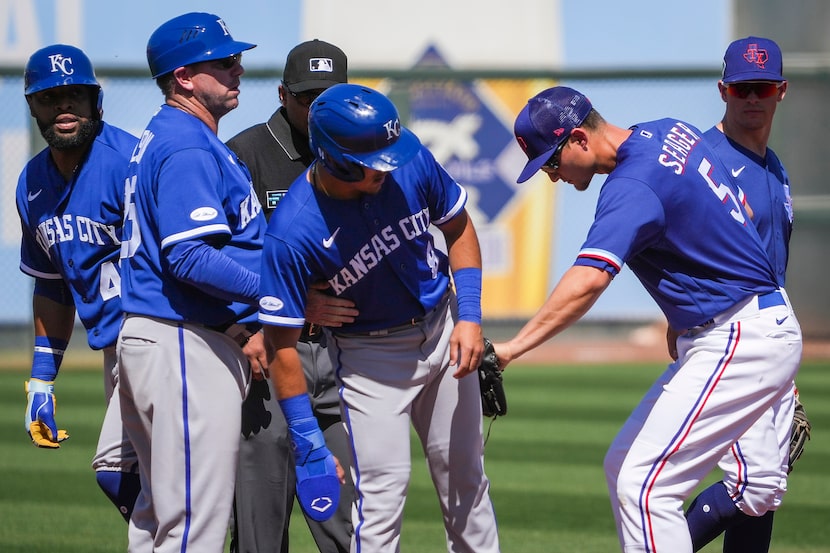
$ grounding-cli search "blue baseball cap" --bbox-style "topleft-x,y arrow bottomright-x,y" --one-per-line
722,36 -> 784,83
513,86 -> 592,183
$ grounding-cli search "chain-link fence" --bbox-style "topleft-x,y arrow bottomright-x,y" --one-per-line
2,66 -> 827,363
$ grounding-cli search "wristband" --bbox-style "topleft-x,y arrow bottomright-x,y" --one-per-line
31,336 -> 68,381
453,267 -> 482,324
279,394 -> 325,464
278,393 -> 315,425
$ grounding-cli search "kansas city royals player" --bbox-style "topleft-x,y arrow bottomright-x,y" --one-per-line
258,83 -> 501,553
684,36 -> 801,553
495,86 -> 802,553
16,44 -> 141,520
226,39 -> 356,553
114,13 -> 341,553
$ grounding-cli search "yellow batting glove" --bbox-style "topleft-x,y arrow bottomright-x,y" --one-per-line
24,379 -> 69,448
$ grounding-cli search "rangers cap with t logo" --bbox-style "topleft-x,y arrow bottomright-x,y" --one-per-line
722,36 -> 784,83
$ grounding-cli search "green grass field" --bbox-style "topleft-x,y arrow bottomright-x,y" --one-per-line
1,360 -> 827,552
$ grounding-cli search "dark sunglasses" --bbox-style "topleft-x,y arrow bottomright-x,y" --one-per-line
282,82 -> 324,108
725,81 -> 782,99
541,138 -> 569,172
215,53 -> 242,70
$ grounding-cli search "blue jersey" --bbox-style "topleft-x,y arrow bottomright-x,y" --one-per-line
259,145 -> 465,333
704,127 -> 792,286
17,122 -> 138,349
575,118 -> 778,330
120,105 -> 265,326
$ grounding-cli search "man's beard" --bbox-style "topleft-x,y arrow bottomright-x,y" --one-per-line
39,118 -> 99,150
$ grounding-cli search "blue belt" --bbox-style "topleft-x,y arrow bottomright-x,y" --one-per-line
758,289 -> 786,309
690,290 -> 785,333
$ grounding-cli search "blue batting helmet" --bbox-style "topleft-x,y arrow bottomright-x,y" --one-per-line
146,12 -> 256,78
309,84 -> 421,182
24,44 -> 99,95
25,44 -> 103,114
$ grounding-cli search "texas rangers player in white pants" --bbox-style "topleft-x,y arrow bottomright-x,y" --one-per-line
495,86 -> 801,553
684,36 -> 803,553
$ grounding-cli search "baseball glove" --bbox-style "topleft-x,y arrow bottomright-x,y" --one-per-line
788,392 -> 811,473
478,337 -> 507,418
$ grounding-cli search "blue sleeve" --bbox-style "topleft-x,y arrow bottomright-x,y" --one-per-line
166,239 -> 260,303
157,149 -> 232,250
34,278 -> 74,306
258,236 -> 309,328
576,177 -> 665,273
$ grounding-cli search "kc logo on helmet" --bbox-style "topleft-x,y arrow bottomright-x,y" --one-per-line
215,18 -> 231,37
48,54 -> 74,75
383,119 -> 402,141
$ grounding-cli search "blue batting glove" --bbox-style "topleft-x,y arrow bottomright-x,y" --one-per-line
287,418 -> 340,522
24,379 -> 69,448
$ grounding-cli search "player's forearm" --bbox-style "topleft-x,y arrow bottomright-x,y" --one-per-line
263,326 -> 308,398
509,265 -> 610,359
443,210 -> 482,271
33,294 -> 75,343
166,239 -> 259,303
31,295 -> 74,381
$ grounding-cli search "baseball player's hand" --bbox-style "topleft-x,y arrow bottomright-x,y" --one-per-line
243,331 -> 269,380
305,282 -> 358,327
279,393 -> 344,521
490,341 -> 515,370
450,320 -> 484,379
24,379 -> 69,448
288,417 -> 345,522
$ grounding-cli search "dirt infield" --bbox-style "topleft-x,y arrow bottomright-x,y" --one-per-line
2,321 -> 827,371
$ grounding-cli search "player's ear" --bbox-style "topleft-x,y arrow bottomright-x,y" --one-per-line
570,128 -> 588,149
718,81 -> 729,102
777,81 -> 788,101
172,66 -> 195,91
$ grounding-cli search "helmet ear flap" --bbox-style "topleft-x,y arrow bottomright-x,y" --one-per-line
311,139 -> 364,182
325,158 -> 364,182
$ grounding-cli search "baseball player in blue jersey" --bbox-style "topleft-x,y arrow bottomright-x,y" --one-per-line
114,13 -> 341,553
684,36 -> 806,553
226,39 -> 356,553
494,86 -> 802,553
16,44 -> 141,520
258,83 -> 501,553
